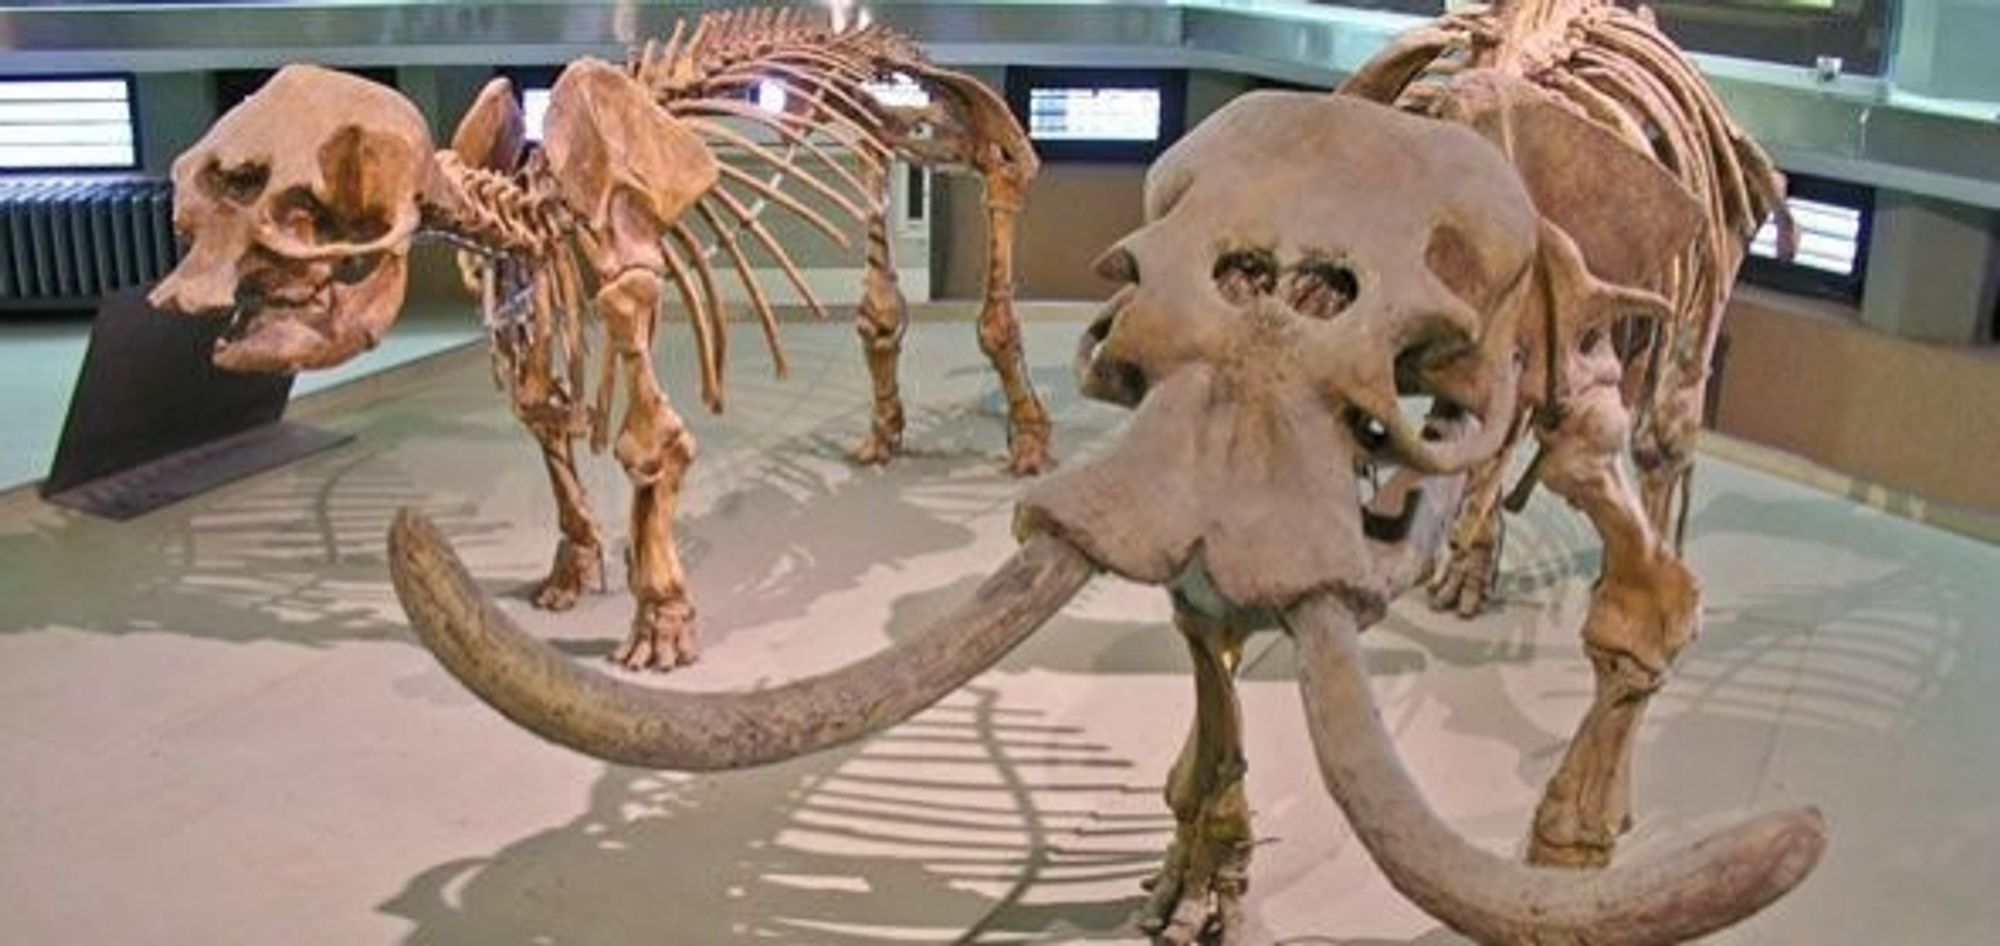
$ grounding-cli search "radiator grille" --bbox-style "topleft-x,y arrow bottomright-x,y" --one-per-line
0,178 -> 178,306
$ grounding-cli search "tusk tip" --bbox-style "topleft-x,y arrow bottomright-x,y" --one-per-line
1682,805 -> 1830,925
1750,805 -> 1830,896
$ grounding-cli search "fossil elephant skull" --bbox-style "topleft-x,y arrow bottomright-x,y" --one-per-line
149,65 -> 433,373
387,90 -> 1821,944
1037,91 -> 1540,616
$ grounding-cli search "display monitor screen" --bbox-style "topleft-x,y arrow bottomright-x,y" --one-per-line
1751,197 -> 1863,276
1741,173 -> 1872,303
0,76 -> 138,172
1006,68 -> 1185,162
1028,87 -> 1162,142
865,73 -> 931,110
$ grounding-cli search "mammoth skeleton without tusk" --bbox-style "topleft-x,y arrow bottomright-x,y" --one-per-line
150,7 -> 1054,674
392,85 -> 1825,943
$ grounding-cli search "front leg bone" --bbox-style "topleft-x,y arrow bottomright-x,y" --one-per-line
528,434 -> 605,611
1529,379 -> 1698,868
497,273 -> 606,613
598,268 -> 701,672
974,186 -> 1053,476
1427,440 -> 1517,617
1632,364 -> 1703,550
852,205 -> 910,466
1142,609 -> 1255,945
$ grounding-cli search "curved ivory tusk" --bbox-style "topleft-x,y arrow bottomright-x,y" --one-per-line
387,509 -> 1096,771
1287,594 -> 1826,945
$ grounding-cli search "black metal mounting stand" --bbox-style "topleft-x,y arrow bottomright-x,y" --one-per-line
40,286 -> 352,520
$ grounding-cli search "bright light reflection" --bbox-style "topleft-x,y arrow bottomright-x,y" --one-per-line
0,77 -> 136,170
825,0 -> 854,31
1750,196 -> 1862,276
522,88 -> 551,143
756,79 -> 790,114
865,73 -> 930,109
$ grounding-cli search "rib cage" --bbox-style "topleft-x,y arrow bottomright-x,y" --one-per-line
623,7 -> 1034,370
617,8 -> 1034,408
444,8 -> 1038,453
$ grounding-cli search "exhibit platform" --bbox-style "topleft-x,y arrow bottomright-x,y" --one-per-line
0,311 -> 1994,943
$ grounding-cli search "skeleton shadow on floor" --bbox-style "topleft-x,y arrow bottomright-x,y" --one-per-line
0,442 -> 509,645
381,528 -> 1519,945
1680,489 -> 1973,731
0,393 -> 1041,659
379,684 -> 1175,945
514,412 -> 1022,660
1379,472 -> 1975,739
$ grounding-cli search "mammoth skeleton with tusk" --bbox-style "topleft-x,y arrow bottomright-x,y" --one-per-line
390,83 -> 1824,942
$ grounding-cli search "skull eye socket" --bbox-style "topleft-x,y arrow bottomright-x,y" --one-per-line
1284,256 -> 1358,320
266,187 -> 329,242
1093,245 -> 1139,284
1390,322 -> 1490,451
198,160 -> 271,205
1212,246 -> 1279,303
1392,322 -> 1477,396
332,253 -> 384,285
266,186 -> 393,247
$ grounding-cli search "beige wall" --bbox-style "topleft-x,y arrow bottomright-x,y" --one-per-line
1715,288 -> 2000,513
934,164 -> 1146,301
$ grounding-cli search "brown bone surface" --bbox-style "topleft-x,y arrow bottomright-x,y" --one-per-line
385,71 -> 1825,946
1342,0 -> 1791,871
151,8 -> 1050,671
1346,0 -> 1786,616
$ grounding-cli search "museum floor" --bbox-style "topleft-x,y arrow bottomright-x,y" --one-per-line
1,310 -> 1995,944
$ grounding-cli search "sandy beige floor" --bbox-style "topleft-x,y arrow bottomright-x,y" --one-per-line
1,310 -> 1995,944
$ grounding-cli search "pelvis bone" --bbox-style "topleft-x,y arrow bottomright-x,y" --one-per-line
389,90 -> 1823,944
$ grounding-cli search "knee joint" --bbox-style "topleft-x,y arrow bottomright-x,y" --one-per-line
1584,643 -> 1670,698
615,425 -> 695,484
854,314 -> 906,354
976,313 -> 1018,359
